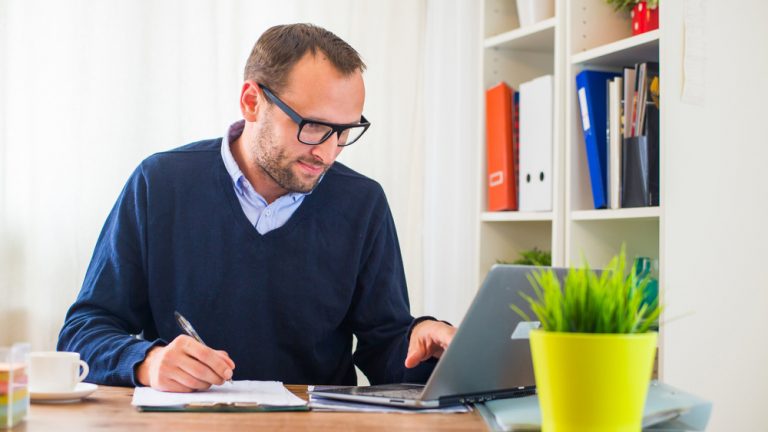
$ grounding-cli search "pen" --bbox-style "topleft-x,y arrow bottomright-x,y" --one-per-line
174,311 -> 233,384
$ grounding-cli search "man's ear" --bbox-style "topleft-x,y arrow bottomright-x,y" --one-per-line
240,81 -> 262,122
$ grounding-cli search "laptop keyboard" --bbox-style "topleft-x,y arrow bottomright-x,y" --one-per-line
351,387 -> 424,400
323,384 -> 425,400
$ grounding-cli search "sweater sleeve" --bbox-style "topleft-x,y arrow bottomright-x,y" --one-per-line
57,165 -> 164,386
349,192 -> 436,385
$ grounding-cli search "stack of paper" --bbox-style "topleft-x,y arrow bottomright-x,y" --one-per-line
132,380 -> 307,412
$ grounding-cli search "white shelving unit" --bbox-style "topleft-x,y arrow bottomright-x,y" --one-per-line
570,29 -> 659,66
480,0 -> 662,294
481,211 -> 554,222
565,0 -> 661,272
478,0 -> 566,284
484,17 -> 557,50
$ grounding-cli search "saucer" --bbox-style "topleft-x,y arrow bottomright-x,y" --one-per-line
30,383 -> 98,403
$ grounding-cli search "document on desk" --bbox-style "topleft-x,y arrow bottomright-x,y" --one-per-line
132,380 -> 308,412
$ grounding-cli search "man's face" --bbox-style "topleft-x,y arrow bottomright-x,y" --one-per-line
248,53 -> 365,195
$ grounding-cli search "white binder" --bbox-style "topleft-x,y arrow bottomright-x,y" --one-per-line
518,75 -> 553,212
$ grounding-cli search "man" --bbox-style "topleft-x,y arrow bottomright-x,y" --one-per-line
58,23 -> 455,392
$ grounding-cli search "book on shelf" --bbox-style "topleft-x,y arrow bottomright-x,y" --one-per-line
622,67 -> 636,140
608,76 -> 623,209
512,91 -> 520,210
485,82 -> 518,211
621,62 -> 660,208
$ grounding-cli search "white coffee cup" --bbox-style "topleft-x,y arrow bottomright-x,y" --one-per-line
28,351 -> 89,392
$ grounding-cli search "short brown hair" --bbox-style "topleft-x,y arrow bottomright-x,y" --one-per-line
244,23 -> 366,94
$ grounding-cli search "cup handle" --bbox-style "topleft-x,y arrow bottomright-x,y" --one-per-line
77,360 -> 89,383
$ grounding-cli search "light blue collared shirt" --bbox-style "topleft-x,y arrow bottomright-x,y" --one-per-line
221,120 -> 310,234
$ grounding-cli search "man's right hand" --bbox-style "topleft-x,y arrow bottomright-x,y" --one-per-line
135,335 -> 235,392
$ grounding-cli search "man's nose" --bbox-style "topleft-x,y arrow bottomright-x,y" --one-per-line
310,134 -> 340,164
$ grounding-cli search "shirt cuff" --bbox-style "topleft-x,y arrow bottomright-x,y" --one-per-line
117,339 -> 168,387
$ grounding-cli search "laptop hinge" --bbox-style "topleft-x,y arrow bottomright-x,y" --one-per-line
437,386 -> 536,405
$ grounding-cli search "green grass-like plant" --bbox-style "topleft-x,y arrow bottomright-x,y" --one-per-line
511,247 -> 661,334
497,247 -> 552,267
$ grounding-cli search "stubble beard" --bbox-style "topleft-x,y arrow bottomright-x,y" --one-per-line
252,120 -> 329,194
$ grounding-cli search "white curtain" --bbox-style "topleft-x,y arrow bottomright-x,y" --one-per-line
0,0 -> 429,349
422,0 -> 481,325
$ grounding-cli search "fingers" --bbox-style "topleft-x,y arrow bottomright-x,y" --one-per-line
167,369 -> 213,392
178,336 -> 235,382
215,349 -> 236,370
404,321 -> 457,368
143,335 -> 236,392
144,350 -> 212,392
176,353 -> 227,387
405,338 -> 427,369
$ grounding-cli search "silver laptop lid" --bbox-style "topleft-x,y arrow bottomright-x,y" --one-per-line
420,264 -> 568,401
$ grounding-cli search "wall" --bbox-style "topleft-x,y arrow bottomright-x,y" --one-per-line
662,0 -> 768,429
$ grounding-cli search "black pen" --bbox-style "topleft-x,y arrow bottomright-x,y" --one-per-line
174,311 -> 233,384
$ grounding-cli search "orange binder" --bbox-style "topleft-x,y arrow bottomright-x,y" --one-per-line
485,82 -> 518,211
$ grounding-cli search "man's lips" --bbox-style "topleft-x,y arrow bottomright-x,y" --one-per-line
297,160 -> 325,175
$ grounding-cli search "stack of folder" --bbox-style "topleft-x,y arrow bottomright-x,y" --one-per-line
0,363 -> 28,428
576,63 -> 659,210
485,75 -> 553,213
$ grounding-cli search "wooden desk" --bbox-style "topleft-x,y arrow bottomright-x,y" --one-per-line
19,385 -> 486,431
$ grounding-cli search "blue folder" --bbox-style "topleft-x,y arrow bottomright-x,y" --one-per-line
575,70 -> 620,209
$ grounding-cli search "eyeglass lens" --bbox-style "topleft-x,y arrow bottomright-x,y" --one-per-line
299,122 -> 367,146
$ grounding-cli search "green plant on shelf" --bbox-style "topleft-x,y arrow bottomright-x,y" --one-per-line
605,0 -> 658,12
498,247 -> 551,267
511,246 -> 661,333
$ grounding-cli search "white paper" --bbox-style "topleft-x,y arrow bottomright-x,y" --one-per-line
132,380 -> 306,407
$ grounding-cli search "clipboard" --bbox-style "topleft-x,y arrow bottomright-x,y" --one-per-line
138,402 -> 309,413
131,380 -> 309,413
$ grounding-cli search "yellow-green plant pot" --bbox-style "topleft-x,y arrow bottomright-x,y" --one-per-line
530,330 -> 657,432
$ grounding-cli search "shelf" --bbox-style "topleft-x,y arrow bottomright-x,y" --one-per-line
571,30 -> 659,67
481,211 -> 554,222
570,207 -> 660,221
484,17 -> 556,52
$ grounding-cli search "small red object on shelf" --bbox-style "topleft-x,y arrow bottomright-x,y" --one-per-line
631,1 -> 659,35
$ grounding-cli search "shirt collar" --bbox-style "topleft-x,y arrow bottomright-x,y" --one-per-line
220,120 -> 312,202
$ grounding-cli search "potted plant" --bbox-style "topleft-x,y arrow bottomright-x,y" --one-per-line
512,247 -> 661,432
605,0 -> 659,35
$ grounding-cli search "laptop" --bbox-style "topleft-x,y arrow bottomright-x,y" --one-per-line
310,265 -> 569,408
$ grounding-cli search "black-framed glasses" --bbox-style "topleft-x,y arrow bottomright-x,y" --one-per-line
258,83 -> 370,147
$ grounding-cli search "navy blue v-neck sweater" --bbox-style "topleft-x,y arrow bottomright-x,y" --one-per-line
57,138 -> 434,386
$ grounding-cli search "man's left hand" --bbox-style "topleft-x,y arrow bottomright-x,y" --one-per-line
405,320 -> 456,368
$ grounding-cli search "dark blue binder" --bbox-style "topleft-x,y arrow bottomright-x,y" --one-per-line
575,70 -> 620,209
